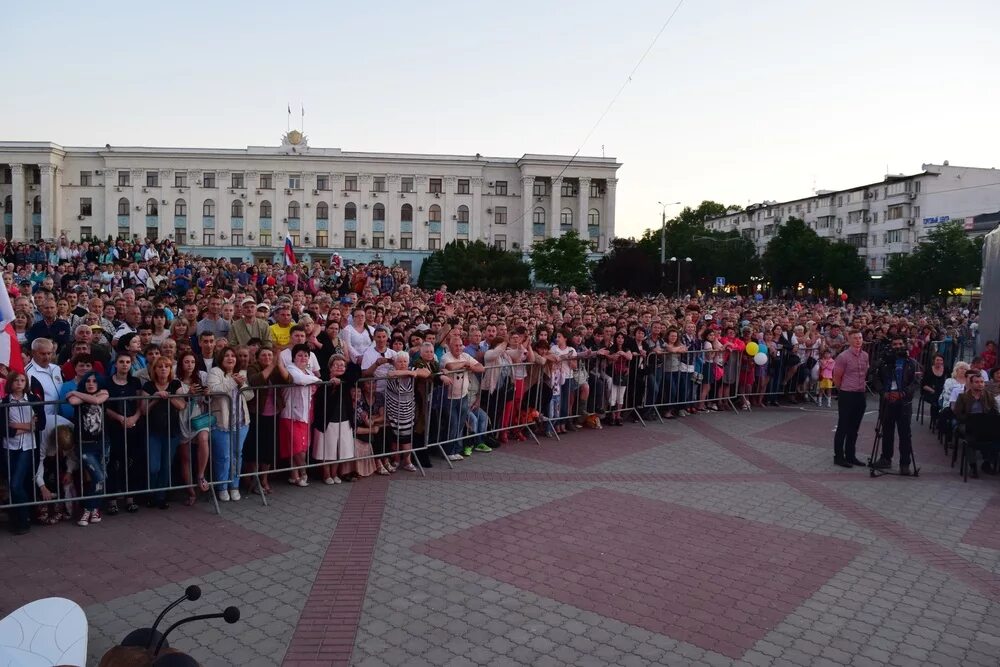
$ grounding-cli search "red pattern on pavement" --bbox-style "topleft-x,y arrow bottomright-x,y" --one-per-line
962,493 -> 1000,551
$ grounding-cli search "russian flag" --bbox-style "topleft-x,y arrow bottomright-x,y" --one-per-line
0,277 -> 24,374
284,234 -> 296,267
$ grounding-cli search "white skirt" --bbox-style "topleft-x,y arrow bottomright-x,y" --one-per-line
312,421 -> 354,462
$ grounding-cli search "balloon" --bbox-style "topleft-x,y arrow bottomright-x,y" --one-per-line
758,343 -> 768,354
841,293 -> 849,302
754,352 -> 768,366
745,342 -> 759,356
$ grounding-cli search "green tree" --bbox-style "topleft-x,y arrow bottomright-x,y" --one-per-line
821,241 -> 871,296
592,238 -> 659,294
761,217 -> 827,291
529,230 -> 592,289
882,221 -> 982,300
418,240 -> 531,291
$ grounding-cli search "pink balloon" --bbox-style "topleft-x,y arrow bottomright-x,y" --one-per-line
840,293 -> 848,301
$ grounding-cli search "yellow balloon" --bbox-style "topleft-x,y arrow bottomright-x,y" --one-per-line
745,342 -> 759,356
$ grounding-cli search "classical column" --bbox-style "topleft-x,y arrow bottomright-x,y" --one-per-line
520,175 -> 534,251
130,168 -> 144,240
414,176 -> 428,250
330,173 -> 343,249
218,170 -> 233,246
272,172 -> 286,247
386,174 -> 400,253
38,165 -> 56,240
443,176 -> 456,243
359,174 -> 373,252
470,177 -> 484,243
577,177 -> 591,239
550,177 -> 562,238
10,164 -> 25,241
605,178 -> 618,251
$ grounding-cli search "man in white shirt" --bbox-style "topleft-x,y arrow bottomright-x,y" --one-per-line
361,327 -> 394,393
279,325 -> 321,376
440,333 -> 485,460
25,337 -> 73,467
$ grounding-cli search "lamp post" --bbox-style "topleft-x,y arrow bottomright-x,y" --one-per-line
669,256 -> 692,298
657,201 -> 681,278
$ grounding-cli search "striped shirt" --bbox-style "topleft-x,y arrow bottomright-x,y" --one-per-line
384,376 -> 416,435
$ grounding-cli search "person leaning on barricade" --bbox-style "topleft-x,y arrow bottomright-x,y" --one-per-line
2,371 -> 47,535
869,335 -> 921,475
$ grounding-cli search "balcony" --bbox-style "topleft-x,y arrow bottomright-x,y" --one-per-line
203,216 -> 215,229
287,217 -> 300,231
457,222 -> 469,236
400,220 -> 413,233
117,215 -> 130,227
344,219 -> 357,231
813,204 -> 835,218
173,215 -> 187,227
146,215 -> 158,226
260,217 -> 272,230
316,219 -> 329,231
231,217 -> 244,229
533,223 -> 545,237
373,221 -> 385,233
847,198 -> 870,212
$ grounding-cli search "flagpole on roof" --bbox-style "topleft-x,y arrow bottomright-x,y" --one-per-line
301,103 -> 304,134
287,103 -> 291,132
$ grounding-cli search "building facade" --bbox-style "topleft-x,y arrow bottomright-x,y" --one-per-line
0,132 -> 621,274
704,163 -> 1000,276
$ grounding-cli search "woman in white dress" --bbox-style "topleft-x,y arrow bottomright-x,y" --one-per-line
311,354 -> 360,484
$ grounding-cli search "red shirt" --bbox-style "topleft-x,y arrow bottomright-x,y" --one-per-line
833,347 -> 869,392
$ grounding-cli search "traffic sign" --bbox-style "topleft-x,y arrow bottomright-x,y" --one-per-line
715,277 -> 726,287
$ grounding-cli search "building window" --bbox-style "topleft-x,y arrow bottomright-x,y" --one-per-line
532,207 -> 545,224
175,173 -> 188,187
400,237 -> 413,250
231,200 -> 243,218
259,173 -> 273,189
146,199 -> 158,216
373,203 -> 385,221
429,238 -> 441,250
260,200 -> 272,218
494,181 -> 508,196
175,199 -> 187,216
885,229 -> 903,243
289,233 -> 300,246
914,180 -> 921,193
1,168 -> 10,184
118,197 -> 130,216
232,173 -> 245,189
80,225 -> 93,239
429,178 -> 442,194
259,232 -> 271,246
316,231 -> 328,247
588,209 -> 600,226
344,176 -> 358,191
79,172 -> 92,186
494,206 -> 507,225
494,236 -> 507,251
231,232 -> 243,246
202,172 -> 216,188
316,175 -> 329,191
288,201 -> 300,219
457,179 -> 470,194
560,181 -> 576,197
373,234 -> 385,249
428,205 -> 442,222
316,202 -> 329,220
590,181 -> 601,198
373,177 -> 386,192
887,205 -> 904,220
533,180 -> 546,197
400,204 -> 413,222
457,205 -> 469,223
560,208 -> 573,227
913,206 -> 920,219
204,232 -> 215,246
118,171 -> 130,187
345,203 -> 357,221
401,177 -> 414,193
203,199 -> 215,217
288,174 -> 301,190
79,198 -> 92,216
345,231 -> 357,248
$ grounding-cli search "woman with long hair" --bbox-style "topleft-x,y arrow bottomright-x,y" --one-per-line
150,308 -> 171,345
312,354 -> 361,483
141,357 -> 186,509
175,351 -> 211,506
281,343 -> 322,486
246,346 -> 287,495
2,371 -> 46,535
207,347 -> 252,502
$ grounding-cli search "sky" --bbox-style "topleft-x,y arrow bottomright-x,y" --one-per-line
4,0 -> 999,239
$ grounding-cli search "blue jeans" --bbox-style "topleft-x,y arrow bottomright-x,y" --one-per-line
79,443 -> 106,511
446,397 -> 470,455
212,425 -> 249,491
5,448 -> 35,529
466,406 -> 488,440
148,432 -> 180,502
647,367 -> 663,407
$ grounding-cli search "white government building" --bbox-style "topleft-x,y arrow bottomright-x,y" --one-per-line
704,162 -> 1000,276
0,131 -> 621,274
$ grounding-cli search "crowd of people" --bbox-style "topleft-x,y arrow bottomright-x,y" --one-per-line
0,235 -> 994,536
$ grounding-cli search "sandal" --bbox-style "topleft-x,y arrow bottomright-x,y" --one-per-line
127,501 -> 139,513
107,501 -> 120,515
198,477 -> 210,493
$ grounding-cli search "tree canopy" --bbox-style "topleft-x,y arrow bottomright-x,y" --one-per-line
417,240 -> 531,291
529,230 -> 593,289
759,217 -> 869,295
882,221 -> 983,301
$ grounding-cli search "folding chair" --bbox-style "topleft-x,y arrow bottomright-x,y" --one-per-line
959,414 -> 1000,482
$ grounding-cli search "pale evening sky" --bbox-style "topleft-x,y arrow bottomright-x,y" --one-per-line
4,0 -> 998,239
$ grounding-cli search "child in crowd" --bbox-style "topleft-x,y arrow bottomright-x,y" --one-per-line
817,349 -> 835,407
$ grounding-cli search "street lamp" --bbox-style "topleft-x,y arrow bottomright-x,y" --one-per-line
657,201 -> 682,269
668,256 -> 692,298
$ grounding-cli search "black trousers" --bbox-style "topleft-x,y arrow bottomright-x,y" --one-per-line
834,391 -> 866,461
880,400 -> 912,466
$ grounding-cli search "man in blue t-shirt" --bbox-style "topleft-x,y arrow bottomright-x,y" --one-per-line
173,259 -> 192,294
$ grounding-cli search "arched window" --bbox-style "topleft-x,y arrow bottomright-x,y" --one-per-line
457,205 -> 469,223
118,197 -> 130,216
373,203 -> 385,221
231,200 -> 243,218
32,196 -> 41,215
174,199 -> 187,217
588,209 -> 600,226
146,198 -> 158,216
345,203 -> 357,221
316,202 -> 329,220
428,204 -> 441,223
532,207 -> 545,224
203,199 -> 215,217
560,207 -> 573,226
259,200 -> 272,218
400,203 -> 413,222
288,201 -> 300,219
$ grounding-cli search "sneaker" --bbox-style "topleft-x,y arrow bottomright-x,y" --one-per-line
217,489 -> 231,502
462,446 -> 473,457
447,454 -> 464,461
89,509 -> 102,523
77,510 -> 92,527
297,478 -> 309,487
402,464 -> 418,472
474,443 -> 493,453
229,489 -> 241,501
324,477 -> 338,485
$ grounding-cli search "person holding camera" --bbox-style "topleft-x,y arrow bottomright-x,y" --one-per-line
870,334 -> 921,475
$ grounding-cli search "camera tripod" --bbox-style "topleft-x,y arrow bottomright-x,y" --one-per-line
867,396 -> 920,478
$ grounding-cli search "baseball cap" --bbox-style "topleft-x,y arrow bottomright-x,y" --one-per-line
241,297 -> 256,306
